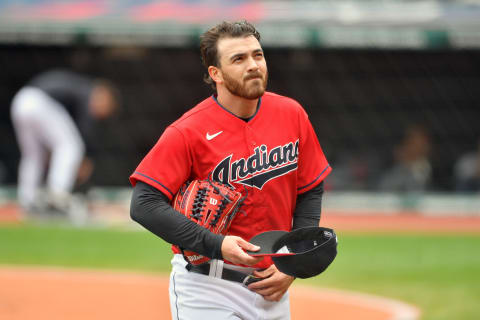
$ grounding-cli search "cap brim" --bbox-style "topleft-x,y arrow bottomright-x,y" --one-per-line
272,227 -> 338,278
246,230 -> 295,257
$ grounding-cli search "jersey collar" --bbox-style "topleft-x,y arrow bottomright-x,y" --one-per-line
211,94 -> 262,123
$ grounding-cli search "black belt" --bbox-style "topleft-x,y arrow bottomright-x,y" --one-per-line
187,263 -> 262,286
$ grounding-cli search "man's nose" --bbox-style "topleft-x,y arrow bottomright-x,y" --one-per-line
246,56 -> 260,71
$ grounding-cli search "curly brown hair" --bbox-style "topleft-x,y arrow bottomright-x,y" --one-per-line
200,20 -> 261,89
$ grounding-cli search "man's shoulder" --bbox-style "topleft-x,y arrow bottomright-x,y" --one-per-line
171,96 -> 216,128
262,91 -> 304,112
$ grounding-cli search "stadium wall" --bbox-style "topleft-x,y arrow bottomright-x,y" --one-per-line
1,45 -> 479,192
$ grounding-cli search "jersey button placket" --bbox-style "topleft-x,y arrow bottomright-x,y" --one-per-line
245,125 -> 266,234
246,125 -> 256,150
243,125 -> 255,196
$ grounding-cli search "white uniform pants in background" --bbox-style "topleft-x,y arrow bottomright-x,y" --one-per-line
169,254 -> 290,320
10,87 -> 85,209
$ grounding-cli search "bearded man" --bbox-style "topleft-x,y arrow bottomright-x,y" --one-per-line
129,20 -> 331,320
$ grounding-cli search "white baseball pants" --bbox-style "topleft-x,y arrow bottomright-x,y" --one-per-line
10,87 -> 85,209
169,254 -> 290,320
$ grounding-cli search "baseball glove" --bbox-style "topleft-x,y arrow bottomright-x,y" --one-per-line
172,177 -> 246,265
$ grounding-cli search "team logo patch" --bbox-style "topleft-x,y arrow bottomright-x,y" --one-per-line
212,140 -> 299,189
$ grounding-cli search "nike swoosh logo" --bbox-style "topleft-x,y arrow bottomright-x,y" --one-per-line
206,131 -> 223,141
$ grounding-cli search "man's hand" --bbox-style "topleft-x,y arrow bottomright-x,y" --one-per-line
247,264 -> 295,301
221,235 -> 263,266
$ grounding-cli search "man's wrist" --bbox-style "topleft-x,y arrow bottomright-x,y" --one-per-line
211,233 -> 226,259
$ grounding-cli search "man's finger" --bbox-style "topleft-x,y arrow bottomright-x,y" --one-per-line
239,252 -> 263,265
247,278 -> 270,290
238,238 -> 260,252
249,286 -> 272,296
253,268 -> 274,278
263,293 -> 282,302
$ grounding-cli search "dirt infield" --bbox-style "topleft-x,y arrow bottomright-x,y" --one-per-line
0,266 -> 419,320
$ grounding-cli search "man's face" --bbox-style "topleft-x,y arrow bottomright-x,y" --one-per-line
89,85 -> 117,119
216,35 -> 268,99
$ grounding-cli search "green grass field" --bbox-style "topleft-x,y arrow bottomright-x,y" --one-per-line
1,223 -> 479,320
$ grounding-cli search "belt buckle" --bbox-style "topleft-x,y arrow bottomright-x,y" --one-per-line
242,274 -> 262,286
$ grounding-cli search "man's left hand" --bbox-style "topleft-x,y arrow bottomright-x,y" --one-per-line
247,264 -> 295,301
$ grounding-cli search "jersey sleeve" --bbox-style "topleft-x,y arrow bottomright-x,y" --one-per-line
129,126 -> 192,200
296,107 -> 332,194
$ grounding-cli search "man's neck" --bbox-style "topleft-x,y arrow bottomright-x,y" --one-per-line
216,89 -> 259,119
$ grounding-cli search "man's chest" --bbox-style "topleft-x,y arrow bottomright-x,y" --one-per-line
188,122 -> 300,190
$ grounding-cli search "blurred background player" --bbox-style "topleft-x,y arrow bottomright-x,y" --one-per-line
454,137 -> 480,192
379,123 -> 433,193
10,69 -> 119,222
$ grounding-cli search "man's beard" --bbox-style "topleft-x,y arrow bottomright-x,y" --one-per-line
223,70 -> 268,100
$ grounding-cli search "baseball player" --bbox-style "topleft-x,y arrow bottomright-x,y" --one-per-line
11,69 -> 118,217
130,20 -> 331,319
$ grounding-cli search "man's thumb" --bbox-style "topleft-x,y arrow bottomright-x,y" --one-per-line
238,238 -> 260,252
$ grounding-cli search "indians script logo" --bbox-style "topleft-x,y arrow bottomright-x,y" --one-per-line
212,140 -> 299,189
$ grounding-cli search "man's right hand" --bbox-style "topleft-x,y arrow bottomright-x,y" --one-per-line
221,235 -> 264,266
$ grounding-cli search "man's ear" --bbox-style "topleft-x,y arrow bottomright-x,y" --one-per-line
208,66 -> 222,85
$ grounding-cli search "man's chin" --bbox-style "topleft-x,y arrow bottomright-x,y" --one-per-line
226,81 -> 266,100
245,82 -> 266,98
243,88 -> 265,100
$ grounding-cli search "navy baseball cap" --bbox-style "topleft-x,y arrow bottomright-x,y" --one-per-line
247,227 -> 337,278
247,230 -> 293,256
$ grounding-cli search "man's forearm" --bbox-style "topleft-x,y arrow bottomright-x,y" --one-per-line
292,181 -> 324,230
130,181 -> 224,259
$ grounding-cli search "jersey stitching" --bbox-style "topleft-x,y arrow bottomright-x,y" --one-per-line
297,164 -> 331,191
169,126 -> 194,176
133,171 -> 174,197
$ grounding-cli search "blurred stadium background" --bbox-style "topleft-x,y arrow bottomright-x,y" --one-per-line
1,1 -> 480,319
1,0 -> 480,214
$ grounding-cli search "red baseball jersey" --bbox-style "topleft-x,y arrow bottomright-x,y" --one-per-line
130,91 -> 331,268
